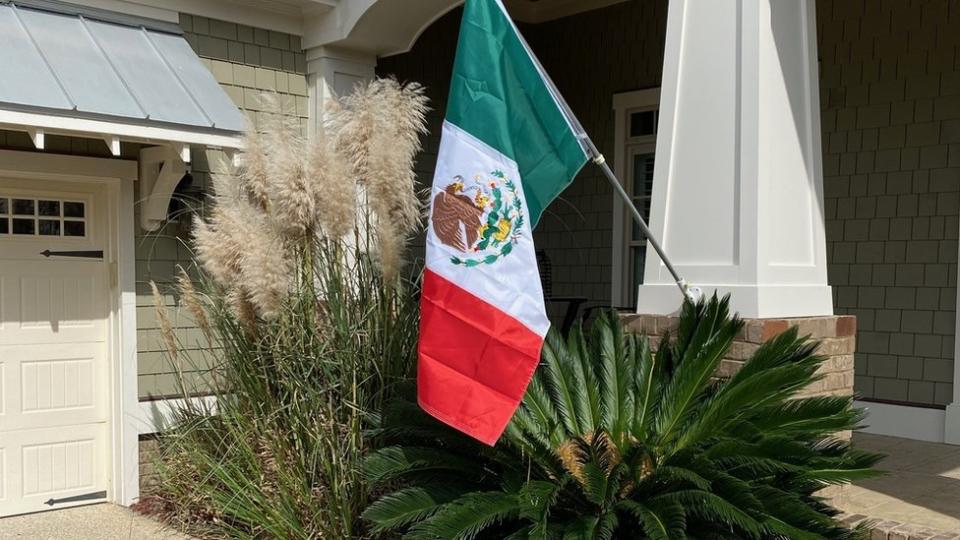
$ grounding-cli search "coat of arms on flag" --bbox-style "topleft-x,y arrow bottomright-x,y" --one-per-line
432,170 -> 524,267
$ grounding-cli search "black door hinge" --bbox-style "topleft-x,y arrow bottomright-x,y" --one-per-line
40,250 -> 104,260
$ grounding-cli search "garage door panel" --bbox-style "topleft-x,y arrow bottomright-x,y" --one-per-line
0,344 -> 107,432
0,423 -> 108,516
0,261 -> 106,346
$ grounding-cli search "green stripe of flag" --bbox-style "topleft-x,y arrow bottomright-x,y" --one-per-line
445,0 -> 589,226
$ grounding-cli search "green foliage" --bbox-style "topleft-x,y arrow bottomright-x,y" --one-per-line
149,242 -> 420,539
146,79 -> 428,539
364,296 -> 882,539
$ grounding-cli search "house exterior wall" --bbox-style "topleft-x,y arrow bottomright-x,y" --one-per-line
377,0 -> 960,408
135,14 -> 308,399
819,0 -> 959,406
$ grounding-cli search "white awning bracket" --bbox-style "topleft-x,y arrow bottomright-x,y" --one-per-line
139,145 -> 187,232
103,135 -> 121,156
26,127 -> 44,149
223,148 -> 242,168
177,143 -> 191,164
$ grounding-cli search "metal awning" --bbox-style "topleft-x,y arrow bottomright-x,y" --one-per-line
0,0 -> 245,151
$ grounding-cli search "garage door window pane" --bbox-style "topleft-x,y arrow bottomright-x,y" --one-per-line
0,198 -> 7,214
39,220 -> 61,236
12,199 -> 34,215
64,221 -> 85,237
64,202 -> 85,218
12,218 -> 35,235
38,200 -> 60,216
0,218 -> 7,234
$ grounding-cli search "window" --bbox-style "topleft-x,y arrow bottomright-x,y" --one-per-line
628,150 -> 655,305
0,196 -> 87,238
611,89 -> 660,308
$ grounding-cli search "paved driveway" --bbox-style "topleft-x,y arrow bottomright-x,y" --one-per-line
0,504 -> 191,540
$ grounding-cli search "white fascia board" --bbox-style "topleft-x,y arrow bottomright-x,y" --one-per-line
71,0 -> 307,35
53,0 -> 179,23
0,109 -> 242,150
0,148 -> 137,180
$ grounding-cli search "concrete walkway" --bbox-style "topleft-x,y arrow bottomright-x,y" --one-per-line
0,504 -> 191,540
837,432 -> 960,537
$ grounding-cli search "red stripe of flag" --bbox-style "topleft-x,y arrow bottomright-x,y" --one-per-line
417,269 -> 544,445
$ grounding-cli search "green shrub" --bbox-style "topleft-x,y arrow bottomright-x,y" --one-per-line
363,297 -> 881,539
147,80 -> 428,539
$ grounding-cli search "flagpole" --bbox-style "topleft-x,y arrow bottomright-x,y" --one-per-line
495,0 -> 700,306
582,137 -> 702,305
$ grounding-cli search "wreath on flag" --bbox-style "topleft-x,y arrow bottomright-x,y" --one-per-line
431,169 -> 524,267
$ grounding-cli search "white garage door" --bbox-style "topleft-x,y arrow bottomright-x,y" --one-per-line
0,179 -> 111,517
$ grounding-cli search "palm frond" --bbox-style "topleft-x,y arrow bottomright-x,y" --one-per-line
363,446 -> 479,485
751,396 -> 865,437
521,373 -> 565,445
652,490 -> 762,538
632,336 -> 659,439
569,324 -> 602,435
558,515 -> 598,540
595,311 -> 635,448
542,330 -> 586,435
654,296 -> 742,449
405,492 -> 520,540
362,484 -> 463,533
618,500 -> 686,540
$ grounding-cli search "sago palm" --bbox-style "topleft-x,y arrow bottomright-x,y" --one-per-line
363,296 -> 881,539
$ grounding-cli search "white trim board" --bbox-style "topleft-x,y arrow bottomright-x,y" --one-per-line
611,88 -> 660,308
855,400 -> 947,444
948,213 -> 960,444
136,396 -> 218,435
0,109 -> 242,151
0,149 -> 137,181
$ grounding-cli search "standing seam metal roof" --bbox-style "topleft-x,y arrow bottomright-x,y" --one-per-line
0,1 -> 246,134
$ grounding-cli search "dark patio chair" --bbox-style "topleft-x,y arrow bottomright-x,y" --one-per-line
537,250 -> 588,335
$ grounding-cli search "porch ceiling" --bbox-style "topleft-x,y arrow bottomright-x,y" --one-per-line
503,0 -> 630,23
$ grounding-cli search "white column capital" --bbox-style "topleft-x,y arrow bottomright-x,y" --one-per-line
638,0 -> 831,319
304,46 -> 377,137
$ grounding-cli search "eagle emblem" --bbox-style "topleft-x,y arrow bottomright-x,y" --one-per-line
431,170 -> 524,266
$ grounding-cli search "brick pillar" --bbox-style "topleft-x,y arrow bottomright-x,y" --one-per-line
621,313 -> 857,399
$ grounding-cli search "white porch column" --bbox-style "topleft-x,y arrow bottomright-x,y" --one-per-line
305,46 -> 376,135
638,0 -> 831,319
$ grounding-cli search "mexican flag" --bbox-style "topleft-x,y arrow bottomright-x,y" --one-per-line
418,0 -> 591,445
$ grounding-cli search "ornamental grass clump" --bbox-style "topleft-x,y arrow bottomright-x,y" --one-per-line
147,79 -> 428,539
364,296 -> 882,539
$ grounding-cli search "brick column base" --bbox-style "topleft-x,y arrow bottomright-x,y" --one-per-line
620,313 -> 857,399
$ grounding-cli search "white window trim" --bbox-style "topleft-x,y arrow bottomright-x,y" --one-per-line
611,88 -> 660,308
